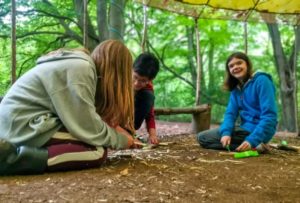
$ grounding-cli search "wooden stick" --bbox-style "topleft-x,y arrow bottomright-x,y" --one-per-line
219,152 -> 235,156
269,143 -> 300,152
158,142 -> 174,146
134,141 -> 147,147
278,145 -> 300,152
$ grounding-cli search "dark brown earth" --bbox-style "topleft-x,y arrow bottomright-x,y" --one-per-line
0,121 -> 300,203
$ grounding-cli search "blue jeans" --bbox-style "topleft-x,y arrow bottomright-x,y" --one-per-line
196,127 -> 250,150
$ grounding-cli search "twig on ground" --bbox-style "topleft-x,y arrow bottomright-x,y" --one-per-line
219,152 -> 236,156
269,143 -> 300,152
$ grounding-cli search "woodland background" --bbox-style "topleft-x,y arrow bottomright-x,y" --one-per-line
0,0 -> 300,133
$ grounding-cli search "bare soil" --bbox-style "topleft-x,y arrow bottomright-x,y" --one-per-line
0,121 -> 300,203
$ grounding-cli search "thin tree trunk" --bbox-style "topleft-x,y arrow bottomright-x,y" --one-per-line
97,0 -> 108,43
208,42 -> 214,91
244,22 -> 248,54
195,18 -> 202,105
83,0 -> 88,48
11,0 -> 16,84
141,5 -> 148,52
74,0 -> 98,50
186,26 -> 197,85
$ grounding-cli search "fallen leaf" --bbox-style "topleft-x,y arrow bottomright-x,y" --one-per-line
120,168 -> 129,176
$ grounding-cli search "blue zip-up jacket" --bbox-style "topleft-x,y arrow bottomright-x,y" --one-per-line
220,72 -> 277,148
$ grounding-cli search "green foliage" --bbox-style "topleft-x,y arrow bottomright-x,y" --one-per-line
0,0 -> 86,94
0,1 -> 298,127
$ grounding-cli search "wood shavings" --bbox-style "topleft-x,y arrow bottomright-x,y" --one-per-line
156,149 -> 170,154
158,142 -> 174,146
196,158 -> 245,164
196,188 -> 207,194
189,166 -> 203,170
165,155 -> 181,159
173,180 -> 184,184
146,176 -> 157,181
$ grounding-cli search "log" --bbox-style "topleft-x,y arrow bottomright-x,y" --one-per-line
192,107 -> 211,133
154,104 -> 211,133
154,104 -> 210,115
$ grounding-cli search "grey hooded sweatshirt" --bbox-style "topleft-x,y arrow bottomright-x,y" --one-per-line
0,50 -> 128,149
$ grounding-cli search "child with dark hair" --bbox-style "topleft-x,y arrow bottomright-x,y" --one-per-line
133,53 -> 160,144
196,52 -> 277,152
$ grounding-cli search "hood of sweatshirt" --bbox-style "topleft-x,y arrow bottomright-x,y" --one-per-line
37,49 -> 95,68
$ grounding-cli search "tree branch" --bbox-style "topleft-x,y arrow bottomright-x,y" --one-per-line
73,0 -> 98,49
39,0 -> 82,44
148,40 -> 227,106
148,42 -> 195,88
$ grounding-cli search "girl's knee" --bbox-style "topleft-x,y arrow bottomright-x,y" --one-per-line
195,128 -> 221,148
196,132 -> 208,147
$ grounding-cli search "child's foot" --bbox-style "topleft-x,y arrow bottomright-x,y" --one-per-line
256,143 -> 271,154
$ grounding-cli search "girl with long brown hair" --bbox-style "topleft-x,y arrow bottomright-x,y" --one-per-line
0,40 -> 140,175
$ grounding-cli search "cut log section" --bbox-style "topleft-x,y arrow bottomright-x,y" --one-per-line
155,104 -> 211,133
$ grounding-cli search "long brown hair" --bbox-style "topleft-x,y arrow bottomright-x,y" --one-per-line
91,40 -> 135,134
223,52 -> 253,91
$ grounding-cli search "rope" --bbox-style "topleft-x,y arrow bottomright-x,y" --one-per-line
108,26 -> 123,39
110,0 -> 123,11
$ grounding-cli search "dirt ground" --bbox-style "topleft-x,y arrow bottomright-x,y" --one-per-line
0,122 -> 300,203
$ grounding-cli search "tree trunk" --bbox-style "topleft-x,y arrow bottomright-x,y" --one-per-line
267,23 -> 298,132
292,26 -> 300,136
154,104 -> 211,133
186,26 -> 197,85
109,0 -> 126,41
97,0 -> 109,43
208,42 -> 214,91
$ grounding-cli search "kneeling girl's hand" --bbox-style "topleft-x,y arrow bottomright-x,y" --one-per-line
220,135 -> 231,147
236,141 -> 251,152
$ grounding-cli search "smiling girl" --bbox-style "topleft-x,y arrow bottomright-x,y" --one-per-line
196,52 -> 277,152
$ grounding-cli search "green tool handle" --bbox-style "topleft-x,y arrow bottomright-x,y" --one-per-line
234,150 -> 259,159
